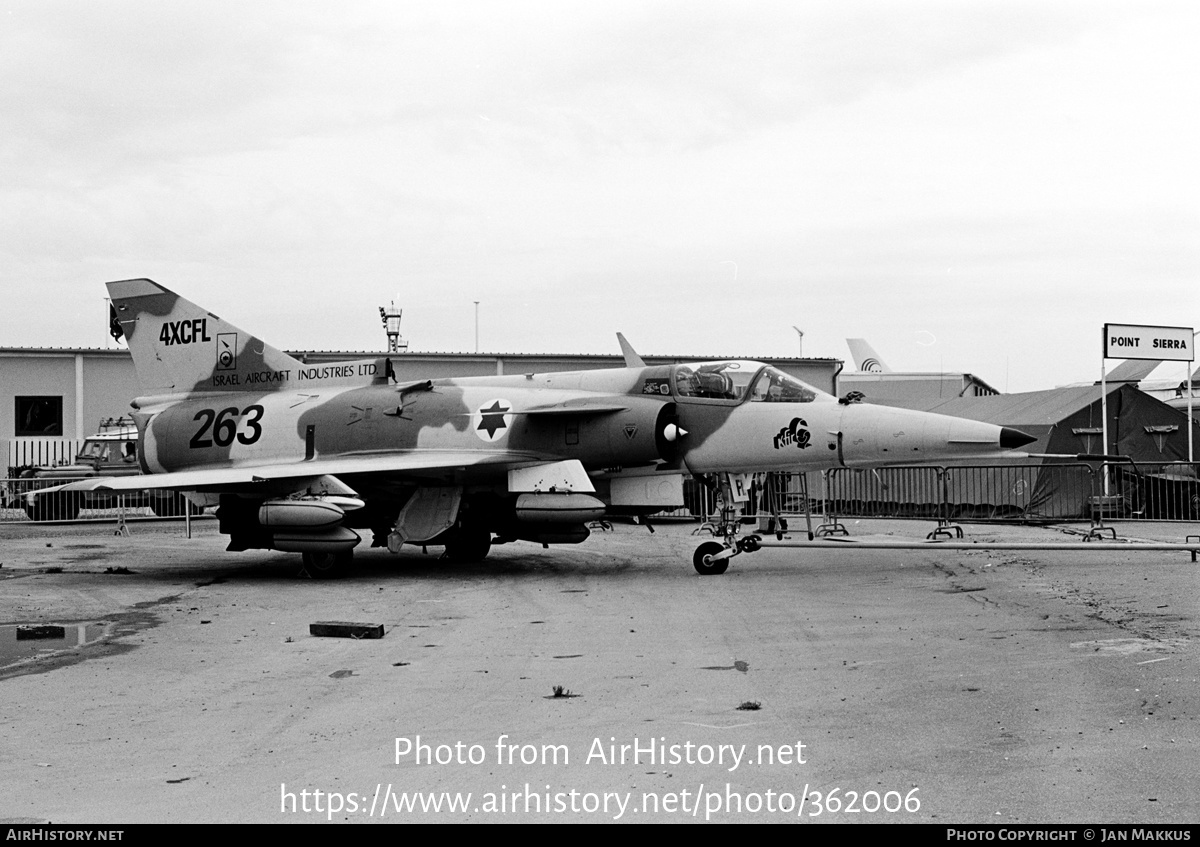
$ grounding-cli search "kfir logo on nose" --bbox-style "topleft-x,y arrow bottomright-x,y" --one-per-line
773,417 -> 811,450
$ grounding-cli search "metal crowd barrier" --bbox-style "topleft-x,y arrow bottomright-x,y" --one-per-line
662,461 -> 1199,527
0,476 -> 201,524
1102,461 -> 1200,521
818,462 -> 1200,525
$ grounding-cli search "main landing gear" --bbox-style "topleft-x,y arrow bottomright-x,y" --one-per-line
301,549 -> 354,579
692,473 -> 763,575
442,525 -> 492,563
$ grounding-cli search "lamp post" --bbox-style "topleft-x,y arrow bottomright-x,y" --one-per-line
474,301 -> 480,353
1191,331 -> 1198,464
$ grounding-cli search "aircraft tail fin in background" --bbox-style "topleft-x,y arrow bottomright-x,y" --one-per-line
616,333 -> 646,368
1106,359 -> 1161,382
107,278 -> 307,395
846,338 -> 892,373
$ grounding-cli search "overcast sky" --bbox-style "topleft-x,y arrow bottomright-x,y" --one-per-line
2,0 -> 1196,392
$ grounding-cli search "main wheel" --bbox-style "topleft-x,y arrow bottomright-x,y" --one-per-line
693,541 -> 730,575
301,549 -> 354,579
444,527 -> 492,563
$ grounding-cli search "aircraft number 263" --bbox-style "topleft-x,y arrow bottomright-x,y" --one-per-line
190,405 -> 265,449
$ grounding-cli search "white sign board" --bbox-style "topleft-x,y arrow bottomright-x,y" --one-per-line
1103,323 -> 1194,361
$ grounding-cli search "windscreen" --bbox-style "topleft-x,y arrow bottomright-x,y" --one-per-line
747,366 -> 827,403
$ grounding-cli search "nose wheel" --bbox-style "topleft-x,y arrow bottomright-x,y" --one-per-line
693,541 -> 730,575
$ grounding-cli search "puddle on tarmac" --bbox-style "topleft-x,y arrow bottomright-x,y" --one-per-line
0,622 -> 113,669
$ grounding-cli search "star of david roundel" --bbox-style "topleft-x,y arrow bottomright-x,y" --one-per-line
472,399 -> 514,442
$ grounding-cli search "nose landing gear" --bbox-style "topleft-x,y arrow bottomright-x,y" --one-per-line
692,473 -> 763,575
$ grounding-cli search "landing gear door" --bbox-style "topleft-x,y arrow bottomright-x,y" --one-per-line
728,472 -> 752,503
392,486 -> 463,545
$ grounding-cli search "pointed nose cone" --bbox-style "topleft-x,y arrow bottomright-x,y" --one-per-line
1000,427 -> 1037,449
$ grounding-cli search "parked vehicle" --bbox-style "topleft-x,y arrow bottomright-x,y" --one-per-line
4,417 -> 198,520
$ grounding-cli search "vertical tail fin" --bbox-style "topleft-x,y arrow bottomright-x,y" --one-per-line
107,278 -> 305,395
616,333 -> 646,368
846,338 -> 893,373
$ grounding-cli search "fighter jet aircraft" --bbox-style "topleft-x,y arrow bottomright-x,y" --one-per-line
31,279 -> 1035,576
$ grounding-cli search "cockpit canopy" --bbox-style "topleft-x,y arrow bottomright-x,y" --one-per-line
671,361 -> 829,403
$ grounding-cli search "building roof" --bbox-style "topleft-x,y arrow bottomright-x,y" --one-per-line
0,346 -> 838,365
